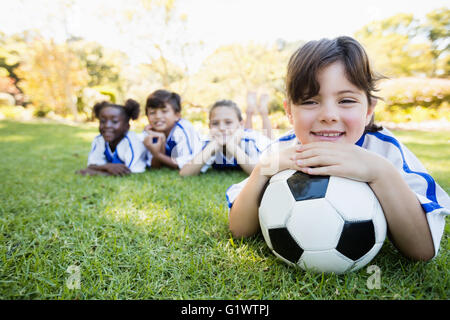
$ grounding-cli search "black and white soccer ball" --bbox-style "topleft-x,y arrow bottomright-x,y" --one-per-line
258,170 -> 387,274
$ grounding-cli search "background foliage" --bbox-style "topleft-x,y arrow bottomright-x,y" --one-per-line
0,4 -> 448,126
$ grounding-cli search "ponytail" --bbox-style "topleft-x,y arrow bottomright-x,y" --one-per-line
123,99 -> 140,120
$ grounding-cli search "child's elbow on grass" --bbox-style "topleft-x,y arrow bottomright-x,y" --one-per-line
179,170 -> 190,177
229,224 -> 257,239
392,238 -> 435,262
228,213 -> 256,239
229,224 -> 246,239
179,166 -> 197,177
418,252 -> 434,262
407,248 -> 435,262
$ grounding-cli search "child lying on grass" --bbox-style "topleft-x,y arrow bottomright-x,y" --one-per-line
142,89 -> 202,171
227,36 -> 450,261
77,99 -> 147,176
180,99 -> 273,176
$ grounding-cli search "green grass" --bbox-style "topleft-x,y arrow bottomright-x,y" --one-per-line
0,119 -> 449,300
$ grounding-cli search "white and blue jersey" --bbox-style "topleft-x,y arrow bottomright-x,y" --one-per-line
144,118 -> 202,169
87,131 -> 147,173
226,128 -> 450,258
200,129 -> 272,173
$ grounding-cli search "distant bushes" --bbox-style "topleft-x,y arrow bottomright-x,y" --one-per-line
378,77 -> 449,108
375,77 -> 450,123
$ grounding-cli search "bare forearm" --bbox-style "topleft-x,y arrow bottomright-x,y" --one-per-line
227,143 -> 256,175
235,151 -> 256,175
179,161 -> 204,176
239,163 -> 256,175
78,166 -> 111,176
151,157 -> 162,168
154,152 -> 179,169
369,163 -> 434,261
180,143 -> 217,177
229,165 -> 269,237
88,164 -> 109,172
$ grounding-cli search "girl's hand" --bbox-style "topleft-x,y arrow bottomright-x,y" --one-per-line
103,163 -> 131,176
258,143 -> 304,177
77,168 -> 108,176
210,128 -> 227,147
292,142 -> 386,183
225,128 -> 244,150
207,138 -> 221,153
222,128 -> 246,159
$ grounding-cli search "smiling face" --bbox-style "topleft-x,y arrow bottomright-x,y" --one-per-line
98,106 -> 129,150
285,61 -> 376,145
209,106 -> 243,137
146,103 -> 180,136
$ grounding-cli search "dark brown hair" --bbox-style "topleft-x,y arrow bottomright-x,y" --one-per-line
286,36 -> 383,132
209,99 -> 243,121
93,99 -> 140,121
145,89 -> 182,115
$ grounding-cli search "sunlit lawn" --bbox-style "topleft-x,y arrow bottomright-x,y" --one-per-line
0,119 -> 448,299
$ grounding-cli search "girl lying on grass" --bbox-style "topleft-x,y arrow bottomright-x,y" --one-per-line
179,99 -> 273,176
226,36 -> 450,261
77,99 -> 147,176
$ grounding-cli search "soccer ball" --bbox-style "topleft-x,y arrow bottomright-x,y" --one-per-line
258,170 -> 387,274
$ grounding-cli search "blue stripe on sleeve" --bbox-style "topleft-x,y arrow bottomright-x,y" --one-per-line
278,133 -> 296,142
355,133 -> 366,147
124,134 -> 134,168
369,131 -> 442,213
202,140 -> 210,150
242,138 -> 261,153
90,135 -> 102,153
225,184 -> 234,209
422,202 -> 443,213
175,121 -> 193,155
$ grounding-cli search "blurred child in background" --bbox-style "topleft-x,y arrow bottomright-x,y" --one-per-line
143,89 -> 202,171
180,99 -> 273,176
78,99 -> 147,176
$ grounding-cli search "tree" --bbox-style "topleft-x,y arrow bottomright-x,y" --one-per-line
421,7 -> 450,77
16,39 -> 89,119
70,38 -> 128,104
115,0 -> 200,93
188,42 -> 291,109
355,10 -> 450,78
0,31 -> 33,104
355,13 -> 434,77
